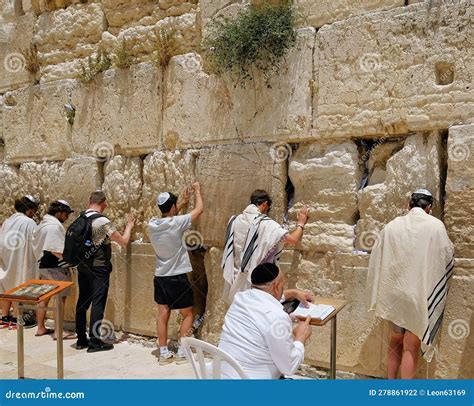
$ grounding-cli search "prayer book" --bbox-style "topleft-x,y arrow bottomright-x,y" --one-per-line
1,283 -> 59,301
293,303 -> 335,321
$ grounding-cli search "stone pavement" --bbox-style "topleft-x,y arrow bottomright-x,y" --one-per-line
0,326 -> 195,379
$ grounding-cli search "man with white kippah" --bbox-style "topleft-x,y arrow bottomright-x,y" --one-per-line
33,200 -> 76,338
0,195 -> 40,329
148,182 -> 203,364
367,188 -> 454,379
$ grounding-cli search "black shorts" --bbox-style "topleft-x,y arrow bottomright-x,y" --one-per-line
154,273 -> 194,309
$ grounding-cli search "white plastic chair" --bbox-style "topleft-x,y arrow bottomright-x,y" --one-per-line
180,337 -> 248,379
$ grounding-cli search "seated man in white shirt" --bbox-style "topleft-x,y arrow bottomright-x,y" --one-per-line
218,263 -> 312,379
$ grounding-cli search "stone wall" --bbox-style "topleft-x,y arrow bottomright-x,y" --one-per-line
0,0 -> 473,379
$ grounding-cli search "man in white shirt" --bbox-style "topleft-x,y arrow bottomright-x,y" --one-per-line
148,182 -> 203,365
0,195 -> 39,330
219,263 -> 312,379
33,200 -> 75,338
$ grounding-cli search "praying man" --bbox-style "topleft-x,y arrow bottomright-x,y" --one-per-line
366,189 -> 454,379
222,189 -> 311,305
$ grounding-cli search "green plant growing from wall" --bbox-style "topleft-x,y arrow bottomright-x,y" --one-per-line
76,48 -> 112,84
204,1 -> 297,87
155,27 -> 179,68
19,44 -> 40,75
113,39 -> 135,69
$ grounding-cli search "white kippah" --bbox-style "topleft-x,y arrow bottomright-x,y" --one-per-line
57,199 -> 71,207
157,192 -> 170,206
413,188 -> 432,197
25,195 -> 39,203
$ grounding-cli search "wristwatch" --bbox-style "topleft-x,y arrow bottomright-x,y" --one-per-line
296,224 -> 305,230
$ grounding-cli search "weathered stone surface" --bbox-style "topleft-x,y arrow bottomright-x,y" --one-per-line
295,0 -> 404,28
3,79 -> 74,163
15,157 -> 100,218
0,12 -> 36,92
314,2 -> 474,138
288,141 -> 360,253
103,155 -> 144,240
73,62 -> 161,157
31,0 -> 92,14
444,124 -> 474,258
142,149 -> 197,239
163,28 -> 315,148
433,271 -> 474,379
0,164 -> 20,224
34,3 -> 106,67
195,142 -> 287,247
356,132 -> 443,251
200,247 -> 227,345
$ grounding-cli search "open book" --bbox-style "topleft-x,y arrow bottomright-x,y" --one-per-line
293,303 -> 335,321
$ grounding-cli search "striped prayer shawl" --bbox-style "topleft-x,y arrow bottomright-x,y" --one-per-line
367,207 -> 455,362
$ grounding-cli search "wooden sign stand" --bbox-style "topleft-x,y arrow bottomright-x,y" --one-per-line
0,279 -> 74,380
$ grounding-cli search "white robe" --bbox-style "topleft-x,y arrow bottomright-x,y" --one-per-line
366,207 -> 454,361
0,213 -> 38,292
32,214 -> 67,263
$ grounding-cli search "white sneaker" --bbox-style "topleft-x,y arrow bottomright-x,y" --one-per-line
159,350 -> 175,365
175,348 -> 189,365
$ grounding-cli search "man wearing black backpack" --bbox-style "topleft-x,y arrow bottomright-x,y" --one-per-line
69,190 -> 134,353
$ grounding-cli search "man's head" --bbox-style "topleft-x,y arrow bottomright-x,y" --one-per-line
14,195 -> 39,218
250,189 -> 272,214
157,192 -> 178,216
409,188 -> 433,213
89,190 -> 107,212
251,263 -> 285,301
47,200 -> 74,223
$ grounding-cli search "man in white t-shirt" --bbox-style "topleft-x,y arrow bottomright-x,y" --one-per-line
148,182 -> 203,364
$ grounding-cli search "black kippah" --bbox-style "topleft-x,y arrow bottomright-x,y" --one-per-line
251,263 -> 280,285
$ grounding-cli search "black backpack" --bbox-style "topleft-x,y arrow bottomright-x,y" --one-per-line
63,211 -> 103,267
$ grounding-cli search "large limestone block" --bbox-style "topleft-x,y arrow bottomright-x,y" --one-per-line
103,155 -> 144,241
73,62 -> 162,157
31,0 -> 93,14
444,124 -> 474,258
314,2 -> 474,138
3,79 -> 74,163
0,164 -> 20,224
288,141 -> 360,253
195,142 -> 287,247
200,247 -> 227,346
295,0 -> 403,28
0,12 -> 36,92
356,132 -> 444,251
14,157 -> 100,220
294,252 -> 388,377
433,266 -> 474,379
163,28 -> 315,148
142,149 -> 197,239
101,11 -> 200,64
34,3 -> 106,66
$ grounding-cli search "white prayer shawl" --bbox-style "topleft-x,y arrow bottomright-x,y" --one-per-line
222,205 -> 288,304
0,213 -> 38,292
367,208 -> 454,362
32,214 -> 67,265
